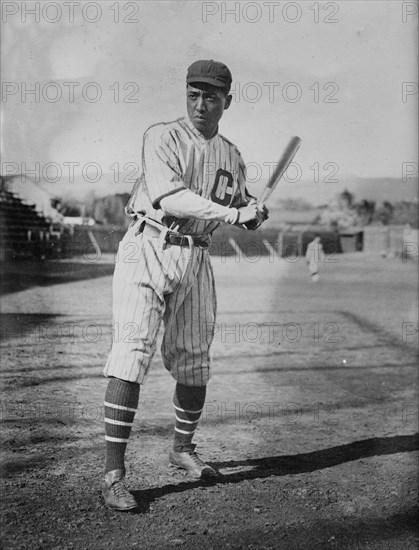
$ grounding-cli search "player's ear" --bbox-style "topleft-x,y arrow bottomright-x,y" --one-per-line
224,94 -> 232,110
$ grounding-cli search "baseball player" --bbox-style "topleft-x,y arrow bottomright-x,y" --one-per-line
102,60 -> 268,511
305,236 -> 324,282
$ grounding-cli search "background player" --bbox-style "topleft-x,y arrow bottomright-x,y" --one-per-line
102,60 -> 268,511
305,236 -> 324,282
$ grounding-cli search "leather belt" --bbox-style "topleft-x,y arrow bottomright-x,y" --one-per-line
136,220 -> 210,249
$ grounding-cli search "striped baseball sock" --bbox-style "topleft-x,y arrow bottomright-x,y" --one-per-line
173,383 -> 206,452
104,377 -> 140,475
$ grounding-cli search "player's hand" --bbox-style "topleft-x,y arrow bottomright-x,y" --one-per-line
236,202 -> 259,224
243,205 -> 269,230
258,204 -> 269,222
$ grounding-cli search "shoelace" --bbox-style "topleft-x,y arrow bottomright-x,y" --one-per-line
188,452 -> 209,469
111,481 -> 132,499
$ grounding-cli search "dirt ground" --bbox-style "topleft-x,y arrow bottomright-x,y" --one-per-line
0,251 -> 418,549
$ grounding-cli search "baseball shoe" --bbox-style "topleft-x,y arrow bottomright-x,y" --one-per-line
169,444 -> 218,480
102,469 -> 138,511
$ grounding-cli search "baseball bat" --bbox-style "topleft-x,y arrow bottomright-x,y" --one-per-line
258,136 -> 302,208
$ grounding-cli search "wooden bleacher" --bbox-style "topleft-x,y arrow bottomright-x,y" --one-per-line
0,176 -> 65,260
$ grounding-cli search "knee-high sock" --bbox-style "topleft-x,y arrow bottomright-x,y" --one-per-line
104,377 -> 140,474
173,383 -> 206,452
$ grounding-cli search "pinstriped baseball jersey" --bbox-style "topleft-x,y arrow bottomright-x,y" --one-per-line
126,116 -> 251,236
104,114 -> 253,387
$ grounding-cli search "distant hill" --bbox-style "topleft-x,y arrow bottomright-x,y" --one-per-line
347,175 -> 418,204
271,175 -> 418,207
37,172 -> 418,208
39,173 -> 135,201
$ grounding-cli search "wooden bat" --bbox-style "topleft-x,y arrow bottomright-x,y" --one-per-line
258,136 -> 302,208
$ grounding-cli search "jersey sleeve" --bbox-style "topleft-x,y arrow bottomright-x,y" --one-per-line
142,125 -> 187,209
160,188 -> 239,224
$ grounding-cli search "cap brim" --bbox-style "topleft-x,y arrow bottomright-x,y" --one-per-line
187,76 -> 228,88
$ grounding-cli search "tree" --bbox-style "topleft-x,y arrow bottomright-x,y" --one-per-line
338,189 -> 355,209
355,199 -> 376,225
318,190 -> 360,230
391,201 -> 419,228
319,203 -> 360,230
60,197 -> 82,217
374,201 -> 394,225
84,191 -> 97,218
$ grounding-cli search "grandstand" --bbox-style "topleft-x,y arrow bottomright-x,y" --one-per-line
0,175 -> 65,260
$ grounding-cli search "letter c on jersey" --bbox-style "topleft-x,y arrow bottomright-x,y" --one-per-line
211,169 -> 234,206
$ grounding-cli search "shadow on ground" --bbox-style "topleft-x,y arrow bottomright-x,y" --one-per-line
0,259 -> 115,295
132,433 -> 419,511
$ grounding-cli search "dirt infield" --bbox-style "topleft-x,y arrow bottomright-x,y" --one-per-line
1,252 -> 418,549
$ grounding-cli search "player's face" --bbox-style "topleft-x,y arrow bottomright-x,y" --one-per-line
187,83 -> 232,139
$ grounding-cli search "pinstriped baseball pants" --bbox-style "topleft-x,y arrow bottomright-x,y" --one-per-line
103,221 -> 217,387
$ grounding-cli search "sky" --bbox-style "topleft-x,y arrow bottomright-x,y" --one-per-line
1,0 -> 418,200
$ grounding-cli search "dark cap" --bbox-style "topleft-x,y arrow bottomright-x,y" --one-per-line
186,60 -> 232,92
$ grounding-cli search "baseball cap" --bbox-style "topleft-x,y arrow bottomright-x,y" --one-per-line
186,60 -> 232,92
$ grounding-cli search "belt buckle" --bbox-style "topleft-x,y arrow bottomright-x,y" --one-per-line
165,232 -> 192,248
165,232 -> 174,245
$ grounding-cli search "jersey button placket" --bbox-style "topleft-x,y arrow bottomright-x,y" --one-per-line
203,140 -> 211,198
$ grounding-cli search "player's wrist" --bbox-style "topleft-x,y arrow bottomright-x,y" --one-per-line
226,207 -> 239,224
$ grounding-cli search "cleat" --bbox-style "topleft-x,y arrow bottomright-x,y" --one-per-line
102,469 -> 138,511
169,444 -> 218,480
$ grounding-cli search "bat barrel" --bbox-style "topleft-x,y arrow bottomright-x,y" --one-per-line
258,136 -> 302,207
